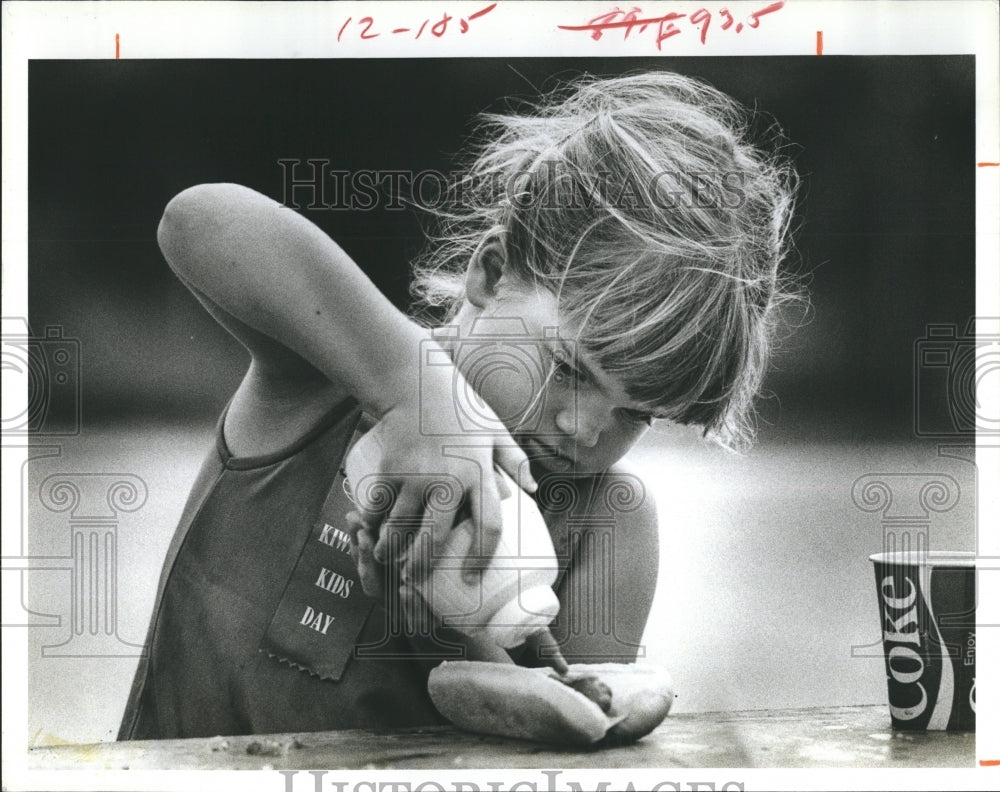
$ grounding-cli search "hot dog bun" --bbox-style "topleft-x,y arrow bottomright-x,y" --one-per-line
562,663 -> 676,744
427,661 -> 674,746
428,662 -> 610,745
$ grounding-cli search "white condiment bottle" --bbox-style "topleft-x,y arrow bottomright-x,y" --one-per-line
414,467 -> 561,648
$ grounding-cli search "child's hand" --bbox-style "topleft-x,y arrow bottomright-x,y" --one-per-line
345,511 -> 387,600
344,391 -> 536,584
521,627 -> 570,676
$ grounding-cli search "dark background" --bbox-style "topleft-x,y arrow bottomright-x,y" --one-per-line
28,57 -> 975,443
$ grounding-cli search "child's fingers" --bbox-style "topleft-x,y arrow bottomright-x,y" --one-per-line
400,508 -> 444,584
345,511 -> 362,560
347,512 -> 387,599
493,467 -> 512,499
351,496 -> 390,559
373,488 -> 423,565
464,631 -> 516,664
419,500 -> 461,582
344,510 -> 371,542
346,511 -> 380,556
526,627 -> 569,675
346,511 -> 371,564
463,472 -> 503,582
493,443 -> 537,494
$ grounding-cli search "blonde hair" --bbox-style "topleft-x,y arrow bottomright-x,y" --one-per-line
410,71 -> 799,450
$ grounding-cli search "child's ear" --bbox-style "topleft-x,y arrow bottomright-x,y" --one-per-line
465,238 -> 507,308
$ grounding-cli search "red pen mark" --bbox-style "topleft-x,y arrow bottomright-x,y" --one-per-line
115,33 -> 120,59
651,13 -> 684,47
358,16 -> 379,39
691,8 -> 711,45
979,162 -> 1000,167
980,759 -> 1000,766
560,8 -> 662,40
559,8 -> 683,50
337,3 -> 495,43
746,1 -> 784,28
467,3 -> 497,21
816,30 -> 823,55
432,13 -> 452,37
559,2 -> 783,49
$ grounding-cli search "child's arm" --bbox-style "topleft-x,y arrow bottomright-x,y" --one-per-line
554,467 -> 659,664
157,183 -> 535,578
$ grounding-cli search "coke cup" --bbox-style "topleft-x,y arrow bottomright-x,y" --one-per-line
870,551 -> 975,730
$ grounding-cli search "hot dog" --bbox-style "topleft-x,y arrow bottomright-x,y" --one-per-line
427,661 -> 675,746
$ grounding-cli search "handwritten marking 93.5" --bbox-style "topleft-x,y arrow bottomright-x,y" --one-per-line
558,2 -> 785,50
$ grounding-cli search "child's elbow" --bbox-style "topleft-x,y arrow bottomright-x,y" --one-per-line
158,184 -> 223,245
158,185 -> 208,263
157,183 -> 243,274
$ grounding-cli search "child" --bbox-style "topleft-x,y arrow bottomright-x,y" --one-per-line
118,71 -> 796,740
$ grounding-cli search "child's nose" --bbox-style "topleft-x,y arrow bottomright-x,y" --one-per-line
554,402 -> 608,448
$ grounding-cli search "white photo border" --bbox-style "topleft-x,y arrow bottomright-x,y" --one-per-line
3,1 -> 998,790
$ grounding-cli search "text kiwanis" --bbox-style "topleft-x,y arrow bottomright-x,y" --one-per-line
299,523 -> 354,635
319,523 -> 352,553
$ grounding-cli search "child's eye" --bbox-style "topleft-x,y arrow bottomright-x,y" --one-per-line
548,349 -> 586,384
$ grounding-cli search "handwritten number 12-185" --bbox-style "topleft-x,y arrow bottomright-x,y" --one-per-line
337,3 -> 497,42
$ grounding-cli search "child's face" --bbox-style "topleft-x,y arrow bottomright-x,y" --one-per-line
453,285 -> 653,475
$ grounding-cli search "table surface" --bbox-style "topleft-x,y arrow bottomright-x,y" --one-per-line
29,705 -> 975,770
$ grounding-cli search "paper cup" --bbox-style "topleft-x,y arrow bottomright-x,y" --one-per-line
870,551 -> 975,730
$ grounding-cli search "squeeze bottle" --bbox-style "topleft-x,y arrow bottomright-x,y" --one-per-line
414,467 -> 561,648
